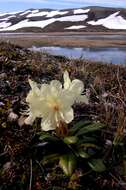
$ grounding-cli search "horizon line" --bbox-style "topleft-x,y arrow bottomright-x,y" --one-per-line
0,5 -> 125,13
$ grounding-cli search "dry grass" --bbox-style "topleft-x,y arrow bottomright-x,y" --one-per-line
0,32 -> 126,48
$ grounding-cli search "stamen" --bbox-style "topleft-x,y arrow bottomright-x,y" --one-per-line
53,105 -> 59,112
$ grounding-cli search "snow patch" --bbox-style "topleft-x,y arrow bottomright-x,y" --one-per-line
65,25 -> 86,29
57,14 -> 88,22
27,11 -> 49,18
20,10 -> 32,16
88,11 -> 126,30
0,19 -> 55,31
31,10 -> 39,13
0,13 -> 9,17
0,14 -> 88,31
0,21 -> 11,28
46,10 -> 68,17
27,10 -> 68,18
8,11 -> 22,15
0,15 -> 16,21
74,9 -> 90,14
0,11 -> 21,16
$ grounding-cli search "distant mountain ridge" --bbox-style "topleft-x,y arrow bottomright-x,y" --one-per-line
0,6 -> 126,32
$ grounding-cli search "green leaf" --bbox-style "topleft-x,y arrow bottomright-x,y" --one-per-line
88,159 -> 106,172
42,153 -> 60,164
64,136 -> 78,144
39,133 -> 59,142
70,121 -> 92,135
79,143 -> 99,149
77,136 -> 97,144
78,149 -> 90,158
76,123 -> 105,136
59,154 -> 76,176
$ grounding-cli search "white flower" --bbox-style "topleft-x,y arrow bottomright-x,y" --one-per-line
63,71 -> 89,104
25,79 -> 42,125
39,80 -> 74,131
25,71 -> 89,131
25,79 -> 74,131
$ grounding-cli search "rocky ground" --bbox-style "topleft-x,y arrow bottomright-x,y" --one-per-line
0,42 -> 126,190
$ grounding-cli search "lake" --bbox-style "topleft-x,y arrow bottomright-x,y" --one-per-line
30,46 -> 126,65
1,33 -> 126,64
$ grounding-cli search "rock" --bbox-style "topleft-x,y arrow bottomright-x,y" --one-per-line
3,162 -> 11,171
8,111 -> 18,122
0,72 -> 7,79
0,102 -> 5,106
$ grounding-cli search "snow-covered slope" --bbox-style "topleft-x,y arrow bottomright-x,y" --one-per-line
0,15 -> 88,31
0,7 -> 126,32
88,11 -> 126,29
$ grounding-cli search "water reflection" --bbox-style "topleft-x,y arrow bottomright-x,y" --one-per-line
30,46 -> 126,65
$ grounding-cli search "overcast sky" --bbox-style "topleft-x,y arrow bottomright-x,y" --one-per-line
0,0 -> 126,12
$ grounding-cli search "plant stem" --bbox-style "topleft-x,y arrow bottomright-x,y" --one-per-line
29,159 -> 33,190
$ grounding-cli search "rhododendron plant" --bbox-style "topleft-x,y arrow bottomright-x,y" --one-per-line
25,71 -> 88,131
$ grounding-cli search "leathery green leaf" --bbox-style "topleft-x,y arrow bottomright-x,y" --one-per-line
88,159 -> 106,172
63,136 -> 78,144
78,149 -> 90,158
59,154 -> 76,176
76,123 -> 105,136
42,153 -> 60,164
70,120 -> 92,134
39,133 -> 59,142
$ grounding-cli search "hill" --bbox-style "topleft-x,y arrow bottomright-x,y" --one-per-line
0,6 -> 126,32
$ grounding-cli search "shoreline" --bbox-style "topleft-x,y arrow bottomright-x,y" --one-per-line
0,32 -> 126,48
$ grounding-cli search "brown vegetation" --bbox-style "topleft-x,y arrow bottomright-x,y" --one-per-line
0,32 -> 126,48
0,42 -> 126,189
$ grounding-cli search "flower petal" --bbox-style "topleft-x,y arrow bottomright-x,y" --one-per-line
50,80 -> 62,90
60,90 -> 75,107
40,84 -> 50,98
29,79 -> 40,93
63,70 -> 71,89
26,91 -> 33,103
70,79 -> 84,94
41,116 -> 56,131
25,113 -> 36,125
28,79 -> 36,89
60,107 -> 74,123
76,95 -> 89,104
26,80 -> 41,104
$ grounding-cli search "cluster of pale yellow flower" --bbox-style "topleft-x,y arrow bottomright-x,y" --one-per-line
25,71 -> 88,131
